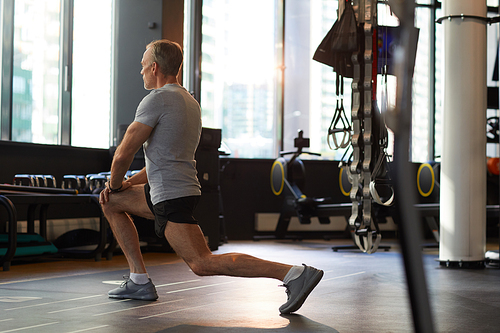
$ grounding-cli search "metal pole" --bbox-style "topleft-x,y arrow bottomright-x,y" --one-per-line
387,1 -> 435,331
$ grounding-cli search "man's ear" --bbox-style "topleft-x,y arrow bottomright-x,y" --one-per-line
151,62 -> 158,76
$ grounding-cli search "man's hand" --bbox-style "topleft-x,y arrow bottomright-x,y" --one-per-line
99,181 -> 132,205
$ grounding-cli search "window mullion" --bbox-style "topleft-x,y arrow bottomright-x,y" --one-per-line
429,1 -> 436,160
1,0 -> 14,141
276,0 -> 284,154
186,0 -> 202,103
59,0 -> 73,145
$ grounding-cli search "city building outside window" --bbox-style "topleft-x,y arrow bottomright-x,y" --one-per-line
12,0 -> 61,144
200,0 -> 279,158
199,0 -> 438,161
3,0 -> 113,148
71,0 -> 112,148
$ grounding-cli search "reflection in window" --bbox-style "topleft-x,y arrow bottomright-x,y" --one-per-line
12,0 -> 61,144
71,0 -> 112,148
201,0 -> 278,158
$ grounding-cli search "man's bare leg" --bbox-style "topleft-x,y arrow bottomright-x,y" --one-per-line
164,222 -> 291,281
100,185 -> 155,274
164,222 -> 323,313
102,189 -> 322,310
101,185 -> 159,301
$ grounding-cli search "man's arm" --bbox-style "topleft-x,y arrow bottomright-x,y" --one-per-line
126,167 -> 148,186
108,121 -> 153,190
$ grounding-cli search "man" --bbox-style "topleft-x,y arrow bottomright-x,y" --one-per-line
99,39 -> 323,314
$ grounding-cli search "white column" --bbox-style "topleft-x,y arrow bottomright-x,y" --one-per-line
439,0 -> 487,263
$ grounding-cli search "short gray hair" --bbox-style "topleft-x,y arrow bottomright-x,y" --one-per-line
146,39 -> 183,77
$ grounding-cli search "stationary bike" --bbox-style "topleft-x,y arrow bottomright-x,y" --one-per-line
270,130 -> 350,238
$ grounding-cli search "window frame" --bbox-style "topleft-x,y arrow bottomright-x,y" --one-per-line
185,0 -> 284,158
1,0 -> 479,159
0,0 -> 14,141
0,0 -> 113,147
1,0 -> 73,144
186,0 -> 445,161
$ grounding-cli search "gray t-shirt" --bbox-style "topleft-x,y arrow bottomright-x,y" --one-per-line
134,84 -> 202,205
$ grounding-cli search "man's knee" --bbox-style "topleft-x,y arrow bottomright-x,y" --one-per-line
103,185 -> 153,220
100,194 -> 124,217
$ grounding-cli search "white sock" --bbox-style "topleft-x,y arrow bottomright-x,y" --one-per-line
283,265 -> 305,284
130,273 -> 150,285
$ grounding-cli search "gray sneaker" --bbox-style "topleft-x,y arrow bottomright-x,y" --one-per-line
279,264 -> 323,314
108,276 -> 158,301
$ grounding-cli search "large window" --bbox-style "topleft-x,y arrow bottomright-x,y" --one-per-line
71,0 -> 112,148
0,0 -> 113,148
12,0 -> 61,144
284,0 -> 344,159
412,5 -> 432,162
196,0 -> 442,161
200,0 -> 280,158
435,1 -> 499,160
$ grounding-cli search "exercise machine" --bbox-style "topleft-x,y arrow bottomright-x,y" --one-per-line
270,130 -> 351,239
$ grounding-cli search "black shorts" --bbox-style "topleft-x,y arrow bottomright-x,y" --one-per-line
144,183 -> 200,238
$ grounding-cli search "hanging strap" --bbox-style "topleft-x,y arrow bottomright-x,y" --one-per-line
328,74 -> 351,149
370,145 -> 394,206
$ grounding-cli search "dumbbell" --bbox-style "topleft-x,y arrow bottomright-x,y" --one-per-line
33,175 -> 47,187
13,174 -> 35,186
87,174 -> 108,194
43,175 -> 57,187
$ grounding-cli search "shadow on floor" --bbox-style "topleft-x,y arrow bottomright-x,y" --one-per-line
156,314 -> 339,333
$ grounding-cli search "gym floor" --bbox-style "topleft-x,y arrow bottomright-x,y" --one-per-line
1,239 -> 500,333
